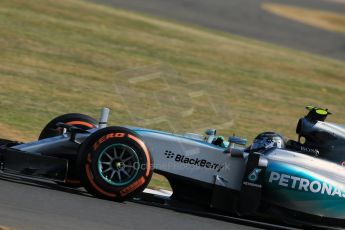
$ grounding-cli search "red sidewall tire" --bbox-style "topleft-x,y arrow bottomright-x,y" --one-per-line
39,113 -> 97,140
77,127 -> 153,201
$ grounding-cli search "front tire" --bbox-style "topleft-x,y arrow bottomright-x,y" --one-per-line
39,113 -> 98,188
39,113 -> 97,140
77,127 -> 153,200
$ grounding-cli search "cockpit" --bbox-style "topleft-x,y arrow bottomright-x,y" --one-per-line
186,106 -> 344,166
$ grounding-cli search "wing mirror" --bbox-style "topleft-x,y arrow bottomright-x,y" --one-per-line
205,129 -> 216,143
228,136 -> 247,147
224,136 -> 247,157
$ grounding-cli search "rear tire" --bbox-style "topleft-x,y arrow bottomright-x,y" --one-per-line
77,127 -> 153,200
39,113 -> 98,188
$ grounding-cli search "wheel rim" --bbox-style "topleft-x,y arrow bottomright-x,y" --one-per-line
97,144 -> 140,186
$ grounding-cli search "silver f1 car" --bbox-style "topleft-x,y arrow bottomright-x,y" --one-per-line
0,106 -> 344,228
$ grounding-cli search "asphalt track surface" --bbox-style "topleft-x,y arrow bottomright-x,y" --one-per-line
89,0 -> 345,60
0,174 -> 278,230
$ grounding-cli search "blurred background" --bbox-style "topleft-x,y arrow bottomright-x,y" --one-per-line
0,0 -> 344,188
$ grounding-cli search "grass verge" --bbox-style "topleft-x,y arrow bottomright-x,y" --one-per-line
0,0 -> 344,190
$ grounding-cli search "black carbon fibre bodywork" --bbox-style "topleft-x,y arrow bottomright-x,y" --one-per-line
297,116 -> 345,164
0,144 -> 68,181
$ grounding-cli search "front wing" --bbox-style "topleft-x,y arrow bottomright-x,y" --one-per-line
0,139 -> 68,181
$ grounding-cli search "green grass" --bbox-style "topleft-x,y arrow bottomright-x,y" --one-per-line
1,0 -> 345,190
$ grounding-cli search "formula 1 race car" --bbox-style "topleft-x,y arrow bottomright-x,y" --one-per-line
0,106 -> 344,228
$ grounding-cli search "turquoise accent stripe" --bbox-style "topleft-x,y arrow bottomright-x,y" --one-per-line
265,161 -> 345,218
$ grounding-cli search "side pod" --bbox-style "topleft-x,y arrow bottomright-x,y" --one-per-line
237,152 -> 267,216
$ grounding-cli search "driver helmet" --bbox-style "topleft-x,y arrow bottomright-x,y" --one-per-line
250,132 -> 285,153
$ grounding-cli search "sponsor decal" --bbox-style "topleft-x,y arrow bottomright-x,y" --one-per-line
248,168 -> 262,182
164,150 -> 175,159
164,150 -> 224,172
243,168 -> 263,188
93,132 -> 125,150
120,176 -> 145,197
268,171 -> 345,199
243,181 -> 262,188
300,146 -> 320,156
